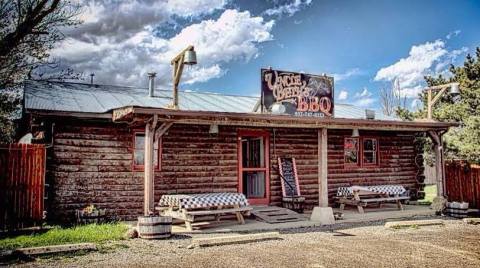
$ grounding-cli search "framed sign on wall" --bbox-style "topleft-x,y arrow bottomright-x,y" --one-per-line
261,68 -> 334,117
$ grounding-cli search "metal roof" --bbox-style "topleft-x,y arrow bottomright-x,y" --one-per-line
24,80 -> 398,121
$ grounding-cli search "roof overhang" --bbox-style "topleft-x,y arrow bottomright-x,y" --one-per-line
112,106 -> 458,132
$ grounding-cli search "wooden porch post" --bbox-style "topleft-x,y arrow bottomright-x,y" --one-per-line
144,115 -> 157,216
318,128 -> 328,207
428,130 -> 445,197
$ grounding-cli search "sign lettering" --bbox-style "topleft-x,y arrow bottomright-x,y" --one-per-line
261,69 -> 334,117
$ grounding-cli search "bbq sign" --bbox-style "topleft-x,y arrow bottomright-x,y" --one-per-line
261,69 -> 334,117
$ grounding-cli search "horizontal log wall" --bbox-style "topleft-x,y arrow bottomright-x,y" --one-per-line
270,128 -> 319,207
49,122 -> 140,221
327,130 -> 419,204
158,124 -> 238,196
270,129 -> 420,209
47,120 -> 421,221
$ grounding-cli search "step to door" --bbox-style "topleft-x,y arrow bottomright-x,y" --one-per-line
251,206 -> 308,223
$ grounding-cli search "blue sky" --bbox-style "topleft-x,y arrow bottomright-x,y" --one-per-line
54,0 -> 480,111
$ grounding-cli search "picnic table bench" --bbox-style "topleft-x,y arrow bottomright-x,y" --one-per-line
155,193 -> 252,231
335,185 -> 410,213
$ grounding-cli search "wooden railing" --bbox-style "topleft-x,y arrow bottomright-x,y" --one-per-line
445,160 -> 480,209
0,144 -> 46,230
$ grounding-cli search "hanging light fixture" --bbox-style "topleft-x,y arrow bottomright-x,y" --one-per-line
209,124 -> 219,134
351,129 -> 360,137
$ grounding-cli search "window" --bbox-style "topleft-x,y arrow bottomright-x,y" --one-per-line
344,137 -> 378,168
362,138 -> 378,165
344,138 -> 359,165
133,132 -> 160,170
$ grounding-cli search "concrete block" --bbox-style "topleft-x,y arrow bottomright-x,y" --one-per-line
190,232 -> 280,248
385,219 -> 444,228
310,207 -> 335,225
463,218 -> 480,225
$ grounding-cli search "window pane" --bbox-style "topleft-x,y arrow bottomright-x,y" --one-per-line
134,150 -> 144,165
243,171 -> 266,198
363,139 -> 376,151
364,152 -> 376,164
242,137 -> 264,168
345,150 -> 358,164
135,134 -> 145,149
344,138 -> 359,165
134,133 -> 160,167
345,138 -> 358,150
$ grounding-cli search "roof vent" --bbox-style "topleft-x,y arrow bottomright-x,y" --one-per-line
365,109 -> 375,120
148,72 -> 156,97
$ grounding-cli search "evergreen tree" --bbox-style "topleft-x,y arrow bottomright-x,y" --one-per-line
421,47 -> 480,163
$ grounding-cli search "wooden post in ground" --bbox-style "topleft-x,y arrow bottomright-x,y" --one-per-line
428,130 -> 445,197
318,128 -> 328,207
311,128 -> 334,224
144,115 -> 157,216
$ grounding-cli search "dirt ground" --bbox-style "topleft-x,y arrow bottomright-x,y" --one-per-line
9,220 -> 480,268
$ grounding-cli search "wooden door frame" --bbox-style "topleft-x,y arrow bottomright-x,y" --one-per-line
237,129 -> 270,205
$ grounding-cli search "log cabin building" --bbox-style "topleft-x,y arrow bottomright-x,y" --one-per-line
21,75 -> 454,222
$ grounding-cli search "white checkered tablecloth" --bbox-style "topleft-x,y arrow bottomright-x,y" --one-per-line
158,193 -> 249,209
336,185 -> 406,197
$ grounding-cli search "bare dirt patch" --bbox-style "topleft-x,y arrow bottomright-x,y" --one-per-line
10,220 -> 480,268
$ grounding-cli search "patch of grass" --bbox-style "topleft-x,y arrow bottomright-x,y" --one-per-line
0,223 -> 129,251
420,185 -> 437,204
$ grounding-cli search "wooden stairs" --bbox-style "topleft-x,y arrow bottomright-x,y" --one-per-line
251,206 -> 308,223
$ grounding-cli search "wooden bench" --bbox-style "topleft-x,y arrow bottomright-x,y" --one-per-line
336,189 -> 410,214
155,205 -> 252,231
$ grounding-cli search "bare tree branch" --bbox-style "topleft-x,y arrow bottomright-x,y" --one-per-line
380,78 -> 408,116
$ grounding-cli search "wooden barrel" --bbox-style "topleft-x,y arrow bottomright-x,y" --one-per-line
137,216 -> 172,239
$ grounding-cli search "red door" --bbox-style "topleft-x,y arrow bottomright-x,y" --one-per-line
237,130 -> 270,205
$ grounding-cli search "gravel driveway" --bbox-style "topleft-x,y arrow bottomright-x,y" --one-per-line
11,220 -> 480,268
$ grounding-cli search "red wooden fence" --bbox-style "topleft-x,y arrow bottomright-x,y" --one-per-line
0,144 -> 46,230
445,160 -> 480,209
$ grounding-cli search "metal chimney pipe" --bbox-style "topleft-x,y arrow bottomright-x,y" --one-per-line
148,72 -> 156,97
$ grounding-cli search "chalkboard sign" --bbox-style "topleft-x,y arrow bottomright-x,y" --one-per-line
278,157 -> 301,197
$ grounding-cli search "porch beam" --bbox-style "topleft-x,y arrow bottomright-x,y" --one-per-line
144,115 -> 157,215
318,128 -> 328,207
154,121 -> 174,141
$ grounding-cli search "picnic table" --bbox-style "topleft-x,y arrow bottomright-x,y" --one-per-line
155,193 -> 252,231
335,185 -> 410,213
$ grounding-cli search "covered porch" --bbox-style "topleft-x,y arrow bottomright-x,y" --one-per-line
112,106 -> 455,228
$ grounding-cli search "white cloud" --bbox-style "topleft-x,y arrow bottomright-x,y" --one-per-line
165,0 -> 227,17
375,40 -> 447,89
446,30 -> 461,40
333,68 -> 362,81
355,87 -> 372,98
264,0 -> 312,17
52,8 -> 274,87
344,87 -> 376,107
338,90 -> 348,100
164,9 -> 274,66
183,65 -> 225,84
374,39 -> 468,99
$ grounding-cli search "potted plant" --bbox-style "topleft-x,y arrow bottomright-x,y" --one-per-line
76,204 -> 106,224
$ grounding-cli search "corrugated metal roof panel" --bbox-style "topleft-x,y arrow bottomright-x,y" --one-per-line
24,80 -> 399,121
